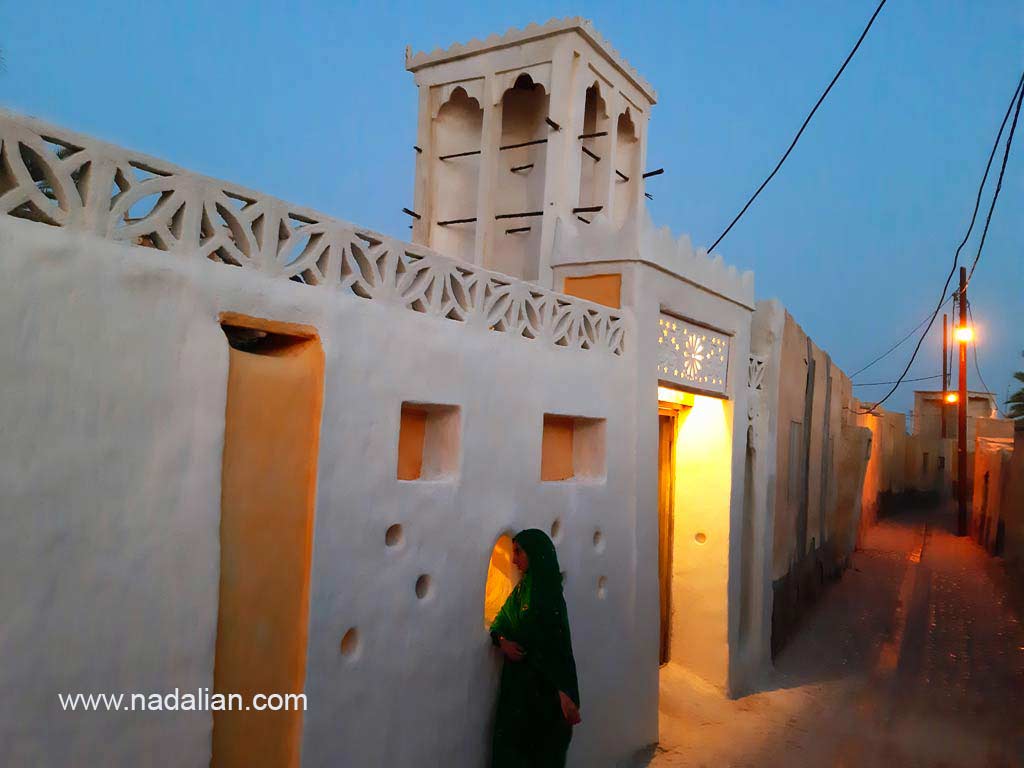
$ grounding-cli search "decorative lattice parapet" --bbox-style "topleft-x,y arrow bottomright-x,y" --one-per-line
0,110 -> 625,356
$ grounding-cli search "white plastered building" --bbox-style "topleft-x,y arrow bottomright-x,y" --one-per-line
0,17 -> 846,768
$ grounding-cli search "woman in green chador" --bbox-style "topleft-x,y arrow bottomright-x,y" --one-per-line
489,529 -> 581,768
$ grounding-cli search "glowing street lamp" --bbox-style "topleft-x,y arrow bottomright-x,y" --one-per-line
954,325 -> 973,343
944,392 -> 959,405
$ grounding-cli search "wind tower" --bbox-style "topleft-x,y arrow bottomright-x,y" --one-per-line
406,18 -> 657,288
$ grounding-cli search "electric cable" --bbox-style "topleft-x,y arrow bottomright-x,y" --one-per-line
967,302 -> 1008,418
966,73 -> 1024,286
707,0 -> 888,253
947,296 -> 955,391
854,71 -> 1024,414
849,295 -> 952,379
853,374 -> 943,387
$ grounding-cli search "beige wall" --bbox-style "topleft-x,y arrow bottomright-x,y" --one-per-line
855,407 -> 909,534
903,434 -> 954,493
1000,425 -> 1024,563
972,436 -> 1014,552
770,311 -> 859,580
746,302 -> 869,667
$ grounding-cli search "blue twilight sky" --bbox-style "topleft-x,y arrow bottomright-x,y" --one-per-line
3,1 -> 1021,416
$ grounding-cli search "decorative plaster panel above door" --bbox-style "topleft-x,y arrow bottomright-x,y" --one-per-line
657,314 -> 729,396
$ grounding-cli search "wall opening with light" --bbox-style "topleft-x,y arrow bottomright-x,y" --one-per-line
541,413 -> 606,482
397,402 -> 462,481
656,385 -> 735,687
483,534 -> 519,628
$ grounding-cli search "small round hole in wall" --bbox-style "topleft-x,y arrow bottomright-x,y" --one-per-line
415,574 -> 431,599
597,576 -> 607,599
550,519 -> 562,541
593,529 -> 605,553
340,627 -> 359,658
385,524 -> 403,547
695,532 -> 707,544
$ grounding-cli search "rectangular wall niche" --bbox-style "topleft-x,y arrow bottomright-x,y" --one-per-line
563,273 -> 622,309
541,414 -> 606,482
657,314 -> 730,396
397,402 -> 461,481
213,315 -> 324,768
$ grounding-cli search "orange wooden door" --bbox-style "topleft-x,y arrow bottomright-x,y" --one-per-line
657,412 -> 675,665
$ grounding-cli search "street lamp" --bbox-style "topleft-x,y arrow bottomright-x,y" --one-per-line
944,392 -> 959,404
955,268 -> 970,536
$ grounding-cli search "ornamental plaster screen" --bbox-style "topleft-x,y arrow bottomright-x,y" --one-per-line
657,314 -> 730,395
748,354 -> 767,391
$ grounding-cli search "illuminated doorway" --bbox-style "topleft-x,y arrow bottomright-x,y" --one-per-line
656,381 -> 735,693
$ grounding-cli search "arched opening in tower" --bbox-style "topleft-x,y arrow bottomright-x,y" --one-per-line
613,109 -> 639,228
432,87 -> 483,263
489,73 -> 549,281
577,82 -> 610,217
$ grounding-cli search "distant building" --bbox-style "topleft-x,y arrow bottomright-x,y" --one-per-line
913,389 -> 998,440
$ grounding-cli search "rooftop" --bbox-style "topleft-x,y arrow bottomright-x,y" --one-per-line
405,17 -> 657,104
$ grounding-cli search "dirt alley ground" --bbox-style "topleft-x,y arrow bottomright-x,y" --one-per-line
635,502 -> 1024,768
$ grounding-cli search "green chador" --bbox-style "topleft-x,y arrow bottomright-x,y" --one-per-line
489,529 -> 580,768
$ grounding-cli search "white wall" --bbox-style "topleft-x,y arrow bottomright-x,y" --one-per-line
552,213 -> 755,696
0,218 -> 644,767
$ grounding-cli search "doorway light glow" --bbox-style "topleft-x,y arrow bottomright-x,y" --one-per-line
658,386 -> 695,407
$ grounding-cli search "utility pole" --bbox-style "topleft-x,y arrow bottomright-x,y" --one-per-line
941,313 -> 948,439
957,267 -> 968,537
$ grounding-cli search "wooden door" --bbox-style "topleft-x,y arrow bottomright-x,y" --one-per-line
657,412 -> 675,665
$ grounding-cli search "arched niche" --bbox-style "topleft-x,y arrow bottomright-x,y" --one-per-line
577,82 -> 610,214
432,87 -> 483,263
613,109 -> 639,228
488,73 -> 549,280
483,533 -> 520,629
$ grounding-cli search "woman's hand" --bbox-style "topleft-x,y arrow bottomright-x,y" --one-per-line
498,637 -> 526,662
558,691 -> 581,725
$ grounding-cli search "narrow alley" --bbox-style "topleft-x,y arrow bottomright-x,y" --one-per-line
644,503 -> 1024,768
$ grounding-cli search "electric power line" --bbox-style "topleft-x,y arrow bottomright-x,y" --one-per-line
967,302 -> 1008,418
849,295 -> 952,378
855,70 -> 1024,414
966,73 -> 1024,286
853,374 -> 943,387
947,294 -> 955,390
707,0 -> 888,253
